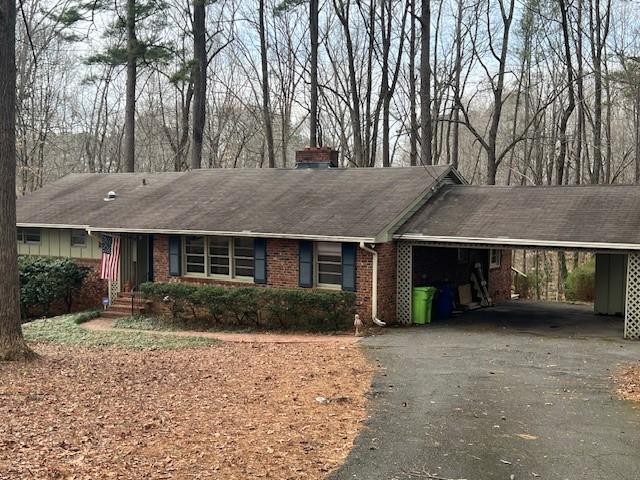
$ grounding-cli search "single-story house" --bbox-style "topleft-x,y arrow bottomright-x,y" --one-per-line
15,148 -> 640,338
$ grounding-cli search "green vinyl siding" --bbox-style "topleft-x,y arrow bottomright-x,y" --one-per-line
17,228 -> 101,260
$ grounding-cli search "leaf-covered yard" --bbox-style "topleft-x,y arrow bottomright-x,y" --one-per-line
0,339 -> 373,479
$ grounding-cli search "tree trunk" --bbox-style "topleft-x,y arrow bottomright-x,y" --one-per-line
556,0 -> 576,186
419,0 -> 432,165
486,0 -> 515,185
381,0 -> 390,167
124,0 -> 137,172
635,91 -> 640,183
0,0 -> 34,361
574,0 -> 585,184
451,0 -> 463,169
309,0 -> 319,147
259,0 -> 275,168
408,0 -> 417,166
191,0 -> 206,170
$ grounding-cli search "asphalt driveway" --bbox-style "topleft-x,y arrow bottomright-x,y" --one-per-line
333,301 -> 640,480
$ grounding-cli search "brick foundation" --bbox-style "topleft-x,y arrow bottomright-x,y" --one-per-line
151,234 -> 399,324
488,250 -> 512,303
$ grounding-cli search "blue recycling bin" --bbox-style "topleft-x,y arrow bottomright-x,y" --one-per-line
434,283 -> 455,319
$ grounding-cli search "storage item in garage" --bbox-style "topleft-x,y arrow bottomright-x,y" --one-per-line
412,286 -> 437,324
435,283 -> 455,319
458,284 -> 481,310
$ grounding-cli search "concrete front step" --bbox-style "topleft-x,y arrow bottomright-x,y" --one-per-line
101,292 -> 146,318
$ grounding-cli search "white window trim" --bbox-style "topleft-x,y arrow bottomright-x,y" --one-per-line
315,242 -> 342,290
183,236 -> 255,283
489,249 -> 501,269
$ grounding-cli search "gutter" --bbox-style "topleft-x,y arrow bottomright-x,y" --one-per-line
358,242 -> 386,326
393,234 -> 640,252
17,223 -> 376,244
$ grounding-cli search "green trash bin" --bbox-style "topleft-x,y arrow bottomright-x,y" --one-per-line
412,286 -> 437,324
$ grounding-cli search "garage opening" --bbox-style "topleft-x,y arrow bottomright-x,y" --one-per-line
399,242 -> 633,337
409,246 -> 510,323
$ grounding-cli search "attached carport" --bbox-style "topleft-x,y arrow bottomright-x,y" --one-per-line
394,184 -> 640,339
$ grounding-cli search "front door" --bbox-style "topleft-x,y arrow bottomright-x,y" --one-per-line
120,234 -> 151,291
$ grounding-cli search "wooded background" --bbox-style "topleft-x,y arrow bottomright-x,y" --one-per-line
15,0 -> 640,190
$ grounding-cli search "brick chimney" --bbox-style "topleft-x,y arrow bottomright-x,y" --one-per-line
295,147 -> 339,169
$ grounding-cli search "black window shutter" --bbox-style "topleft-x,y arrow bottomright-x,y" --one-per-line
341,243 -> 357,291
254,238 -> 267,284
168,235 -> 182,276
299,240 -> 313,288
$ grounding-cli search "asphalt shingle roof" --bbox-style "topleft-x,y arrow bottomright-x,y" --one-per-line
16,166 -> 454,240
398,184 -> 640,249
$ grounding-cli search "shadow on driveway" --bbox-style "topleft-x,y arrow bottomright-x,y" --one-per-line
333,301 -> 640,480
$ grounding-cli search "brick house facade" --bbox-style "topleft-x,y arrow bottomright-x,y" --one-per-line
150,234 -> 508,324
16,157 -> 524,328
152,234 -> 398,323
488,250 -> 513,303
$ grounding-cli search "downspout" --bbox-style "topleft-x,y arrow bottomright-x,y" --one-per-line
359,242 -> 386,326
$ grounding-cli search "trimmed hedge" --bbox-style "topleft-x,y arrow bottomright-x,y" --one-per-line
140,282 -> 356,331
18,256 -> 91,319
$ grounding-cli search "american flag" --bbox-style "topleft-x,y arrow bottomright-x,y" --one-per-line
100,234 -> 121,280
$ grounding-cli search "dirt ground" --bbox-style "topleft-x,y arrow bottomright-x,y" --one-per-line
0,342 -> 373,479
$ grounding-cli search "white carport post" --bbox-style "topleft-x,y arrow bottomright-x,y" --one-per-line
397,241 -> 413,324
625,253 -> 640,339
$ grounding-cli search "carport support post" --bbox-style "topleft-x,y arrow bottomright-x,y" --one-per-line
397,242 -> 413,324
624,253 -> 640,339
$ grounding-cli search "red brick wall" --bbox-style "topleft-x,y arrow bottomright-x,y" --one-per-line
376,242 -> 397,323
488,249 -> 512,303
266,239 -> 299,287
151,235 -> 399,324
153,234 -> 170,283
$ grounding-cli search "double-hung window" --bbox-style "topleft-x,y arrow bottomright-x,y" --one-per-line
71,229 -> 87,247
17,227 -> 40,244
316,242 -> 342,288
489,249 -> 501,269
185,236 -> 206,274
185,236 -> 254,280
209,237 -> 230,275
233,238 -> 255,278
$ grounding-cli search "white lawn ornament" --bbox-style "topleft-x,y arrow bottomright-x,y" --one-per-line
354,314 -> 363,336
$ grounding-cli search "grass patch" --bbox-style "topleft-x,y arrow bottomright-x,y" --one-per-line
23,312 -> 220,350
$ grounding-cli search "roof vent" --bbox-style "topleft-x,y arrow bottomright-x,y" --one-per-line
104,191 -> 117,202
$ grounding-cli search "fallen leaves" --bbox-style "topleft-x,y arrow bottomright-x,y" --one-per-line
0,341 -> 373,479
614,362 -> 640,402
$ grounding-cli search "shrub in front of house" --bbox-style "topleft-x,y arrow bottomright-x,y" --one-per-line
18,256 -> 91,319
139,282 -> 356,331
564,260 -> 595,302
